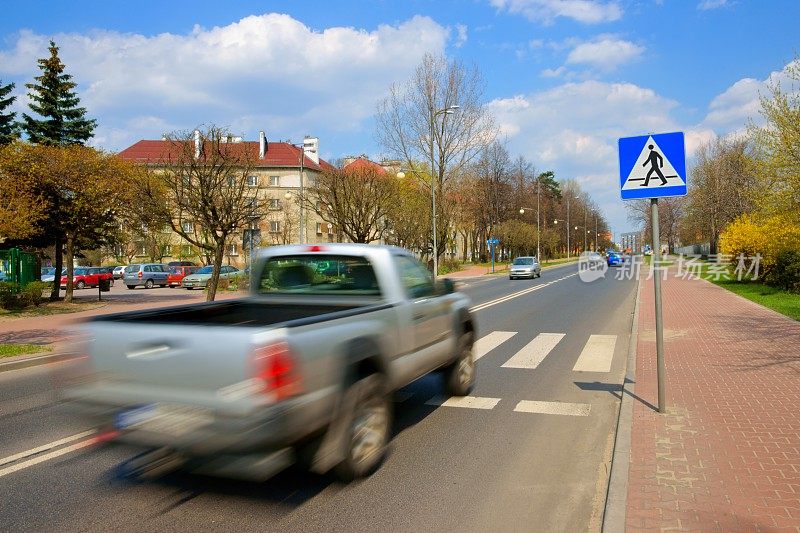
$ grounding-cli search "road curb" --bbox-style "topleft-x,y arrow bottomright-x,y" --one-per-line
0,351 -> 68,373
602,272 -> 642,532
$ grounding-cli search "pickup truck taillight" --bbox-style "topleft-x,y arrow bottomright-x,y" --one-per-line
251,342 -> 302,401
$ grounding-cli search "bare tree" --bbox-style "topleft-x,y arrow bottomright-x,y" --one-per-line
376,53 -> 495,261
152,126 -> 262,301
302,165 -> 397,243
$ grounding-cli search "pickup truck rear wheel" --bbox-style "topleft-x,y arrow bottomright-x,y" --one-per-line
334,374 -> 391,481
444,332 -> 476,396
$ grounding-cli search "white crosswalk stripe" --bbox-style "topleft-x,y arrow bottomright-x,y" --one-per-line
426,395 -> 501,410
501,333 -> 565,369
473,331 -> 517,361
572,334 -> 617,373
513,400 -> 591,416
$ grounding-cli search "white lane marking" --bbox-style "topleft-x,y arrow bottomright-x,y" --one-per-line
501,333 -> 565,369
473,331 -> 517,361
426,395 -> 501,410
514,400 -> 591,416
0,430 -> 96,468
0,437 -> 96,478
572,334 -> 617,373
469,273 -> 578,313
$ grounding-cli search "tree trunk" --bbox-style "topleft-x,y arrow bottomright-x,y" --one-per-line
206,241 -> 226,302
50,235 -> 63,301
64,235 -> 75,303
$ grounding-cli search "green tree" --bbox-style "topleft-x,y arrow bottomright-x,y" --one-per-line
750,59 -> 800,220
22,41 -> 96,146
0,80 -> 19,145
21,40 -> 97,299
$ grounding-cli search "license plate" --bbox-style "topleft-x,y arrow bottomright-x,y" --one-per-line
115,404 -> 213,436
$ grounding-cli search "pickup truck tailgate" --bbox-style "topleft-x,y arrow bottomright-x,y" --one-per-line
79,322 -> 279,402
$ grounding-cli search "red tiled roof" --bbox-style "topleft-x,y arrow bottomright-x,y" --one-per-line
342,157 -> 387,176
118,140 -> 333,172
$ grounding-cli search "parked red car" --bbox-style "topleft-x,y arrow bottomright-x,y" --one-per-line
167,265 -> 199,287
60,267 -> 114,289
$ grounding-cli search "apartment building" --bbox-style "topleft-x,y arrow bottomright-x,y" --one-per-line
117,131 -> 338,268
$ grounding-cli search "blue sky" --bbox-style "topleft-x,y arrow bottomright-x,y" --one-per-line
1,0 -> 798,236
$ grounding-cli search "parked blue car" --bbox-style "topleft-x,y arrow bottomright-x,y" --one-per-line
123,263 -> 169,289
607,252 -> 623,267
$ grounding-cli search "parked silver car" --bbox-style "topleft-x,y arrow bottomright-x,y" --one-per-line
112,265 -> 126,279
123,263 -> 169,289
509,256 -> 541,279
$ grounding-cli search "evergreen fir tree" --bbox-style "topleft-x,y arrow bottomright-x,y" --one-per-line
22,40 -> 96,145
0,79 -> 19,144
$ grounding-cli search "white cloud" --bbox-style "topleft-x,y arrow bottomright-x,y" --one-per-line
541,66 -> 567,78
486,80 -> 680,233
0,14 -> 449,150
698,0 -> 729,10
454,24 -> 468,48
490,0 -> 623,24
566,35 -> 644,71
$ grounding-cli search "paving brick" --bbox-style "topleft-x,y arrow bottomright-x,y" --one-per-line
626,269 -> 800,531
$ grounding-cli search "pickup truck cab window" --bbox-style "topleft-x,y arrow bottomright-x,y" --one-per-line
258,255 -> 381,296
393,255 -> 436,299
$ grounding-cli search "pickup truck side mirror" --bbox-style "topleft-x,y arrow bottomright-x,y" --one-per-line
437,278 -> 456,295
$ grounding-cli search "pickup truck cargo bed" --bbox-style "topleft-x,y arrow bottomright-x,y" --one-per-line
90,299 -> 376,327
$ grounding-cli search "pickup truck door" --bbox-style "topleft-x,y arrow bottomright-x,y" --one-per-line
393,256 -> 451,358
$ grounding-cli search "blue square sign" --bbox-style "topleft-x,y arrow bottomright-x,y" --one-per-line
618,131 -> 687,200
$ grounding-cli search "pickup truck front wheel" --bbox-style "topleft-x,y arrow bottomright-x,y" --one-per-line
334,374 -> 391,481
444,333 -> 476,396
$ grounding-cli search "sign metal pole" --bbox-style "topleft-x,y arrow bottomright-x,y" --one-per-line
651,198 -> 666,413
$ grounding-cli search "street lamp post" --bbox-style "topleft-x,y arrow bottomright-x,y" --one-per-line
289,139 -> 317,244
553,218 -> 566,258
519,206 -> 539,258
428,104 -> 459,279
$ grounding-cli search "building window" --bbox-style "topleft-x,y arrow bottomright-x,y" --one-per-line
247,175 -> 258,187
228,242 -> 238,256
247,198 -> 259,210
316,222 -> 323,235
269,175 -> 280,187
135,242 -> 146,256
248,219 -> 260,230
269,221 -> 281,233
182,221 -> 193,233
164,245 -> 172,256
268,198 -> 281,210
181,244 -> 193,256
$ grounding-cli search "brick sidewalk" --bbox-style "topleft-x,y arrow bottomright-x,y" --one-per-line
626,273 -> 800,531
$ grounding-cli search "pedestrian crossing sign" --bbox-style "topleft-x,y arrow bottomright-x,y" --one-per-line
618,131 -> 687,200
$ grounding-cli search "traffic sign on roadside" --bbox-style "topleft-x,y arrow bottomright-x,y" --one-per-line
618,132 -> 687,200
487,238 -> 499,246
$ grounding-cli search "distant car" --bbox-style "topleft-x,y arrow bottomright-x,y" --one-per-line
60,267 -> 114,289
167,265 -> 199,287
181,265 -> 242,289
41,267 -> 56,281
168,260 -> 196,267
41,268 -> 65,283
509,256 -> 541,280
123,263 -> 169,289
112,265 -> 126,279
607,252 -> 623,267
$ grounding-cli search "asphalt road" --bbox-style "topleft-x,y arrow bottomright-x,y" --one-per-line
0,262 -> 637,532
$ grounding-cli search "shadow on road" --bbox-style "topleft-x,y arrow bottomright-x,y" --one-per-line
574,379 -> 658,412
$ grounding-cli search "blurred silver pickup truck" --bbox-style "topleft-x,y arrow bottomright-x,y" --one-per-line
65,244 -> 476,481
